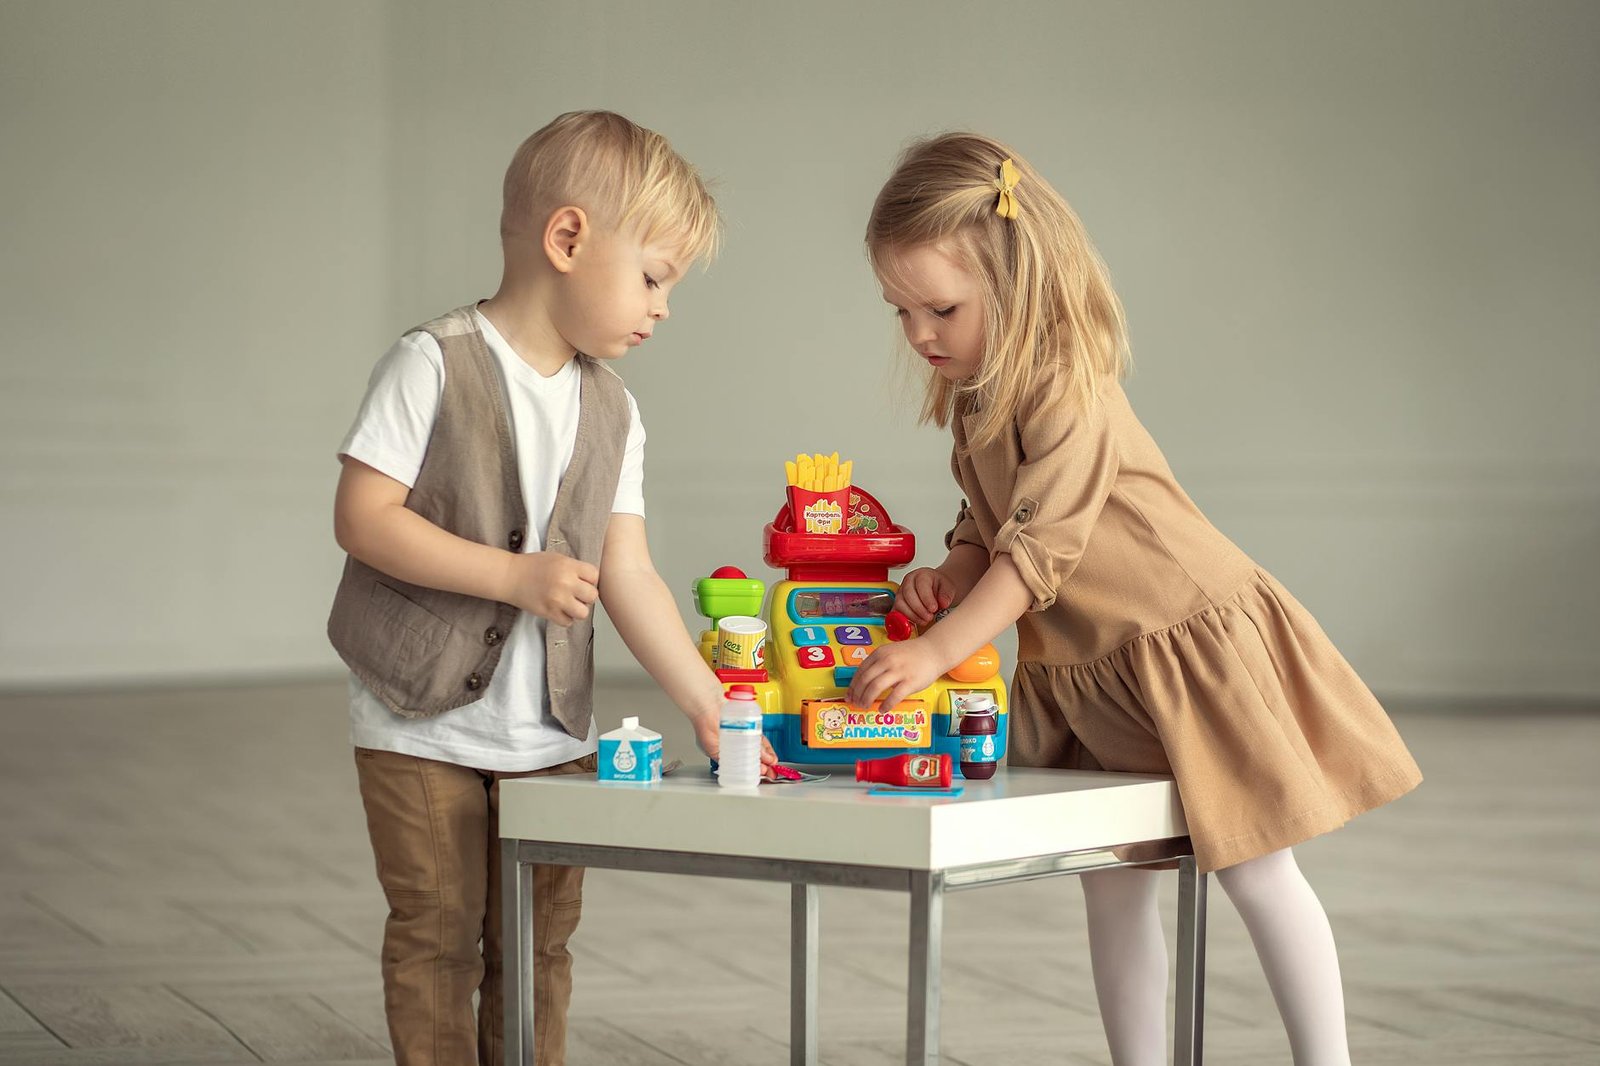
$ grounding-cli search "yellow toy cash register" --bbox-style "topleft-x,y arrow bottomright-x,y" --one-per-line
692,455 -> 1007,769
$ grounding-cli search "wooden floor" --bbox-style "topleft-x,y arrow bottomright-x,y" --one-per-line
0,680 -> 1595,1065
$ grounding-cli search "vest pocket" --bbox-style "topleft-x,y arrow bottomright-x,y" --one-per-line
367,581 -> 452,675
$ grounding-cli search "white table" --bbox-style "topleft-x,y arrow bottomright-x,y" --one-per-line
500,766 -> 1206,1065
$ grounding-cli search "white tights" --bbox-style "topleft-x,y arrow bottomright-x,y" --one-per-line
1079,848 -> 1351,1066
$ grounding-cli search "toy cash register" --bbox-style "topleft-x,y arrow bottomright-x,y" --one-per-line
692,453 -> 1008,768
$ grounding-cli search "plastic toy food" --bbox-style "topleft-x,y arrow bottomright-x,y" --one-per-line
785,451 -> 852,493
785,451 -> 853,534
956,693 -> 999,780
856,753 -> 953,788
716,615 -> 767,669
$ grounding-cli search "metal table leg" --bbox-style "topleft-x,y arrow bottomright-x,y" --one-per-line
497,838 -> 1202,1066
791,883 -> 819,1066
503,839 -> 534,1066
906,869 -> 945,1065
1173,855 -> 1208,1066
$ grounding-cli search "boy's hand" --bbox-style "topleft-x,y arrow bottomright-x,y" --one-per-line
506,552 -> 599,626
690,709 -> 780,779
846,637 -> 945,714
896,567 -> 956,626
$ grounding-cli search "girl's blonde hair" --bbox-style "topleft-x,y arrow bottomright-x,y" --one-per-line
866,132 -> 1128,448
502,110 -> 720,265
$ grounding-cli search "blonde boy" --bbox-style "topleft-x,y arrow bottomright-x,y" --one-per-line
328,111 -> 766,1066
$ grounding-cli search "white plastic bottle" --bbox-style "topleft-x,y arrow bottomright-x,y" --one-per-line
717,684 -> 762,790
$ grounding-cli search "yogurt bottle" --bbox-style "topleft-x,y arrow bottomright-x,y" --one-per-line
956,693 -> 999,780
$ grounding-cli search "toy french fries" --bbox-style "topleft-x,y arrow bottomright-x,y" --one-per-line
785,451 -> 853,534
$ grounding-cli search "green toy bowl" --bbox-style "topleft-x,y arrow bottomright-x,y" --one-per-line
694,576 -> 765,620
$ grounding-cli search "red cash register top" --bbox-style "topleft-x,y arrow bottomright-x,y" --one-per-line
763,485 -> 916,580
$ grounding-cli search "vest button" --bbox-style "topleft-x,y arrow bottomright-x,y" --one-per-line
484,627 -> 502,646
465,672 -> 483,691
508,529 -> 524,551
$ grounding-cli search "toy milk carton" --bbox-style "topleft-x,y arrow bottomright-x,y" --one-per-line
598,716 -> 662,784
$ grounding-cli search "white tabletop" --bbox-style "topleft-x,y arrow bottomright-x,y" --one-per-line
499,766 -> 1187,871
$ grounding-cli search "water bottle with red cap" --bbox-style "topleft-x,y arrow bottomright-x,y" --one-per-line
717,684 -> 762,790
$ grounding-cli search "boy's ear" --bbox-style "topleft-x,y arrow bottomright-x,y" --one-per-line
543,206 -> 587,274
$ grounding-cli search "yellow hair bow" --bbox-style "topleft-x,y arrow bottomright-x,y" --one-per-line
994,158 -> 1021,219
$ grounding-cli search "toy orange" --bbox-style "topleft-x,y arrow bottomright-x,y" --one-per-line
947,643 -> 1001,683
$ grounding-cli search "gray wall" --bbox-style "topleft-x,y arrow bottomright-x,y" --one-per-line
2,0 -> 1596,700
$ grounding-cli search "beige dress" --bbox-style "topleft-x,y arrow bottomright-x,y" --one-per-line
947,369 -> 1421,872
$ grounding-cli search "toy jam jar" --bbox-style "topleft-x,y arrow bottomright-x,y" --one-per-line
956,693 -> 999,779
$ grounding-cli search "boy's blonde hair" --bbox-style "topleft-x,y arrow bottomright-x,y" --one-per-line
866,132 -> 1129,449
502,110 -> 720,265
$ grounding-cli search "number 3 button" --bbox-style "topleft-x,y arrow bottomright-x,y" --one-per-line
796,646 -> 835,669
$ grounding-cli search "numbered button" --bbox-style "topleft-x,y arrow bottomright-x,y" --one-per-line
796,645 -> 836,670
834,625 -> 873,645
839,644 -> 872,666
791,626 -> 830,647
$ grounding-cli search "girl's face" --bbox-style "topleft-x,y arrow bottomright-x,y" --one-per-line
876,242 -> 985,382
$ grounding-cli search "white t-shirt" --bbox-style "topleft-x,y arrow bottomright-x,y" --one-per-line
337,309 -> 645,771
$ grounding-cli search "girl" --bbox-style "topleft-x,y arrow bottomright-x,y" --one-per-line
845,134 -> 1422,1066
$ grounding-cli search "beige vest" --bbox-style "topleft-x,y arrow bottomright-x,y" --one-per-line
327,305 -> 629,738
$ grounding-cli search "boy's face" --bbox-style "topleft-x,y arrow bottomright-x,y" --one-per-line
556,225 -> 688,361
876,242 -> 985,382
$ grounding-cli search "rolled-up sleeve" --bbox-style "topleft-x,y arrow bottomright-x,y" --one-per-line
992,388 -> 1118,612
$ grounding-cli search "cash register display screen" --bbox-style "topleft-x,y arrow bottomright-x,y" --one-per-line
792,590 -> 895,621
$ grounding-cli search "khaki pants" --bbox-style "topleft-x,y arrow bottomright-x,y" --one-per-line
354,747 -> 596,1066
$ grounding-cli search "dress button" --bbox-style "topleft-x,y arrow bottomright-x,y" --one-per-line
484,627 -> 501,646
1014,506 -> 1032,522
465,672 -> 483,691
508,529 -> 524,551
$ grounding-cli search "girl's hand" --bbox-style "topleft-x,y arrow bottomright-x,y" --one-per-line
896,567 -> 956,626
846,637 -> 945,713
691,708 -> 780,779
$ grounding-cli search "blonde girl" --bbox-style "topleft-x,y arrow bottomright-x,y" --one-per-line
846,133 -> 1422,1066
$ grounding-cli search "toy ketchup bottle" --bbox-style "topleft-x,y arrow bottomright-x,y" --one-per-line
856,753 -> 952,788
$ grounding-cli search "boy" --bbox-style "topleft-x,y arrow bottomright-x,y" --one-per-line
327,110 -> 771,1066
